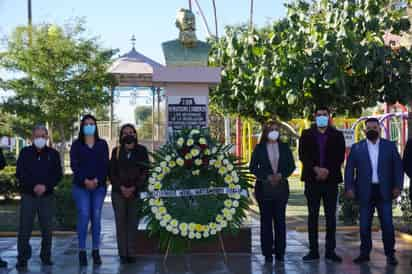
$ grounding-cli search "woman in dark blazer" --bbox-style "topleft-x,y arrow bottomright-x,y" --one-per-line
109,124 -> 149,264
249,121 -> 296,263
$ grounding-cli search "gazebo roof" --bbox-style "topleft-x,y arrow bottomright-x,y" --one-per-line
108,45 -> 163,87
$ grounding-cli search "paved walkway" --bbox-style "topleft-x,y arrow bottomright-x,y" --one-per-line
0,202 -> 412,274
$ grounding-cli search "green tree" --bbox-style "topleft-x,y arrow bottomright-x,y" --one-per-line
134,105 -> 152,126
209,0 -> 412,122
0,19 -> 117,160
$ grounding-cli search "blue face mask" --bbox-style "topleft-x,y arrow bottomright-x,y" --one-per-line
315,116 -> 329,128
83,124 -> 96,136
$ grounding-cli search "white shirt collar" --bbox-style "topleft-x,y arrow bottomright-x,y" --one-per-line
367,138 -> 380,146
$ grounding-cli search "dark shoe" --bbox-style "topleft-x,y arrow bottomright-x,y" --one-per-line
387,255 -> 398,266
15,260 -> 27,270
41,258 -> 54,266
325,252 -> 342,263
264,256 -> 273,263
275,255 -> 284,262
92,249 -> 102,266
79,251 -> 87,266
0,258 -> 7,268
127,257 -> 137,264
302,252 -> 320,262
120,256 -> 128,264
353,255 -> 370,264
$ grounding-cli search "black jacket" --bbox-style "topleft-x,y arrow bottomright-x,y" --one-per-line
109,144 -> 149,194
402,138 -> 412,201
298,126 -> 345,184
249,142 -> 296,201
0,148 -> 5,170
16,145 -> 63,195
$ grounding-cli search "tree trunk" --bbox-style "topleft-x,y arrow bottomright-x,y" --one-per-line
57,124 -> 66,173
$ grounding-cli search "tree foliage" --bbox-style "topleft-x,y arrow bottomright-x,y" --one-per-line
0,19 -> 117,144
209,0 -> 412,122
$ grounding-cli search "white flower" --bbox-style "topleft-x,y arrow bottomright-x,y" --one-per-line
203,231 -> 210,238
176,158 -> 184,166
155,213 -> 163,220
220,220 -> 228,228
187,138 -> 194,146
195,232 -> 202,239
155,167 -> 162,173
233,193 -> 241,200
172,228 -> 179,235
184,153 -> 192,160
189,232 -> 195,239
165,155 -> 172,162
233,200 -> 239,208
226,214 -> 233,221
192,170 -> 200,176
218,167 -> 227,175
216,214 -> 224,223
214,160 -> 222,168
227,164 -> 234,171
223,159 -> 229,165
148,185 -> 155,192
209,222 -> 217,230
216,224 -> 222,231
166,225 -> 173,232
209,159 -> 216,165
148,177 -> 156,184
231,171 -> 237,177
177,138 -> 185,147
189,223 -> 196,231
149,198 -> 155,206
212,147 -> 217,154
194,158 -> 202,166
190,129 -> 200,135
151,207 -> 158,214
210,229 -> 217,235
160,161 -> 167,168
160,220 -> 167,227
217,154 -> 224,160
191,148 -> 200,157
224,175 -> 233,184
181,230 -> 188,237
233,175 -> 239,183
163,214 -> 172,222
204,148 -> 211,155
169,161 -> 176,168
199,137 -> 207,145
230,208 -> 236,214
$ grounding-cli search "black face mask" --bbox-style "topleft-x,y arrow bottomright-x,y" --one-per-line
121,135 -> 136,145
366,130 -> 379,141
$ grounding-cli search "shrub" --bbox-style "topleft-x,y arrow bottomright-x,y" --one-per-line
0,166 -> 18,200
54,175 -> 77,230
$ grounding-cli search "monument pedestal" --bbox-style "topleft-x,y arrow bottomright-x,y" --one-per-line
134,227 -> 251,254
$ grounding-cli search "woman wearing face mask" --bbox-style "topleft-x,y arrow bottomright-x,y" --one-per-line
109,124 -> 149,264
249,121 -> 296,264
70,114 -> 109,266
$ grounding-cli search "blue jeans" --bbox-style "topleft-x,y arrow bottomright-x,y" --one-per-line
72,185 -> 106,250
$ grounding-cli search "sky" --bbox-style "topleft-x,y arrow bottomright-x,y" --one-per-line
0,0 -> 287,123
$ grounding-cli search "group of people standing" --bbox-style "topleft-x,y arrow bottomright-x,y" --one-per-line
0,114 -> 149,270
250,106 -> 407,266
0,107 -> 411,269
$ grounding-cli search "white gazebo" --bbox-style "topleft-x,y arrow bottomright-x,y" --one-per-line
108,37 -> 164,150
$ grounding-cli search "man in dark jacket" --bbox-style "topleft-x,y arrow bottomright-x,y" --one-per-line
298,107 -> 346,263
15,125 -> 62,270
0,148 -> 7,268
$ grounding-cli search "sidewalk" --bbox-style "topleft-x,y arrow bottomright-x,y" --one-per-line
0,202 -> 411,274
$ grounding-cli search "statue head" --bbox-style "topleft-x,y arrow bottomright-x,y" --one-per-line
175,8 -> 197,48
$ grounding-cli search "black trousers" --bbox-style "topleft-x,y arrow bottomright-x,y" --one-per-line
257,198 -> 287,257
304,182 -> 338,254
17,194 -> 54,262
111,192 -> 139,257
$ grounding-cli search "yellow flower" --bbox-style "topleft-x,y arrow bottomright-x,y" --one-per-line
233,193 -> 241,200
155,199 -> 163,206
222,208 -> 231,217
189,223 -> 196,231
176,158 -> 184,166
158,207 -> 166,214
228,183 -> 236,189
162,167 -> 170,174
216,214 -> 223,223
209,222 -> 217,230
154,182 -> 161,190
156,173 -> 164,180
199,138 -> 207,145
192,170 -> 200,176
204,148 -> 211,155
195,224 -> 203,232
187,138 -> 194,146
224,199 -> 233,208
194,159 -> 202,166
224,175 -> 233,184
170,219 -> 178,227
179,223 -> 188,232
163,214 -> 171,222
185,153 -> 192,160
191,148 -> 200,157
169,161 -> 176,168
214,160 -> 222,168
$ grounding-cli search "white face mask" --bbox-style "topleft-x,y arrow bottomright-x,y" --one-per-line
268,130 -> 279,141
33,138 -> 47,149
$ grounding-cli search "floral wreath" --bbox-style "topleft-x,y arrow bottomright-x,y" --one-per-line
142,128 -> 251,250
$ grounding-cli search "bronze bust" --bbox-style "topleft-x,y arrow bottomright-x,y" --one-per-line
162,8 -> 211,67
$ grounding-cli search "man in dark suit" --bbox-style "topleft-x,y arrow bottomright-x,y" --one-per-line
345,118 -> 402,266
299,106 -> 345,262
0,147 -> 7,268
402,137 -> 412,266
